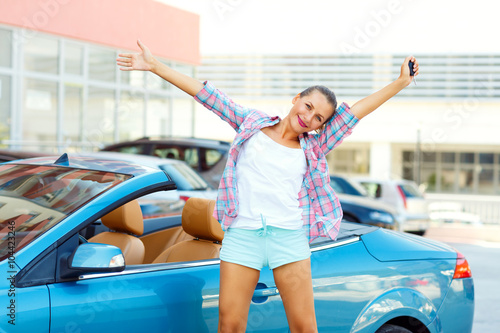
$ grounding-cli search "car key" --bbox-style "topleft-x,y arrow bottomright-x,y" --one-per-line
409,60 -> 417,85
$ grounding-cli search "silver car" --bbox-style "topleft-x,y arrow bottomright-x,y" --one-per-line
354,178 -> 430,235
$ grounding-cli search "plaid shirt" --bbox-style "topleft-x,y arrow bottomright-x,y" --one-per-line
194,81 -> 359,242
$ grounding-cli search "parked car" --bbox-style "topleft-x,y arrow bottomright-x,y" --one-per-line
0,154 -> 474,332
330,175 -> 400,230
354,178 -> 430,235
0,148 -> 47,163
78,151 -> 218,219
101,136 -> 231,188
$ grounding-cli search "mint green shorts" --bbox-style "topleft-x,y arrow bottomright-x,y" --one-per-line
220,224 -> 311,271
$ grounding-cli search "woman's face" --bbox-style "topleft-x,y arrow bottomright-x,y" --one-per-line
289,91 -> 334,133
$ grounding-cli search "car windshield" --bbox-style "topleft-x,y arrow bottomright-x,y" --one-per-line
330,176 -> 369,196
160,163 -> 210,191
0,164 -> 132,261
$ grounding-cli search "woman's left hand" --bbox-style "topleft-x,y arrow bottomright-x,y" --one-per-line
399,56 -> 419,86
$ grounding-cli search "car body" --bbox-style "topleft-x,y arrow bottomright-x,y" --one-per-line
331,175 -> 400,230
0,155 -> 474,332
101,136 -> 231,188
354,178 -> 431,235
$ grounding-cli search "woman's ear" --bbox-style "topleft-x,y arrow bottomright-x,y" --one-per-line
292,94 -> 301,104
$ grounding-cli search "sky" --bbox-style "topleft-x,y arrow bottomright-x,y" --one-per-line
158,0 -> 499,56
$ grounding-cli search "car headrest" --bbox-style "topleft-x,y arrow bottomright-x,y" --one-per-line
101,199 -> 144,236
182,198 -> 223,242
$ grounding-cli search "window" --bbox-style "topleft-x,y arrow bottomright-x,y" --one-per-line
0,29 -> 12,68
24,36 -> 59,74
64,43 -> 83,75
63,85 -> 83,146
23,79 -> 58,145
0,75 -> 11,145
119,91 -> 144,141
89,47 -> 115,82
87,87 -> 115,145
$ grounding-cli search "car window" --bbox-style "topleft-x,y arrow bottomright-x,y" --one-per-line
398,183 -> 423,198
153,145 -> 199,170
160,163 -> 209,191
0,164 -> 132,262
107,144 -> 145,155
200,148 -> 224,171
360,182 -> 382,198
330,177 -> 368,196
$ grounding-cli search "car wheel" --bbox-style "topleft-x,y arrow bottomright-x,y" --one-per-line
375,324 -> 412,333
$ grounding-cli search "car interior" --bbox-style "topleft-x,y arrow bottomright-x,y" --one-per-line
77,195 -> 377,269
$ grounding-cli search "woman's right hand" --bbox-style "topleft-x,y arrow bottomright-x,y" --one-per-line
117,39 -> 157,71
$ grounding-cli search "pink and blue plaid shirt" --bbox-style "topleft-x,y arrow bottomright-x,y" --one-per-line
194,81 -> 359,243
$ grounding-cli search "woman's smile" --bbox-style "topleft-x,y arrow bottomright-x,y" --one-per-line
297,116 -> 307,128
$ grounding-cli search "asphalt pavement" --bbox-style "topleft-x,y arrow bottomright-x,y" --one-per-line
424,224 -> 500,333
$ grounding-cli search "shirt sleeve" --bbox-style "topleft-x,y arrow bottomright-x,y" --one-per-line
194,81 -> 251,131
316,102 -> 359,154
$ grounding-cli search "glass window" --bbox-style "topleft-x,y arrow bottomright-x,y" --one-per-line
23,79 -> 58,145
170,98 -> 193,137
0,29 -> 12,68
63,85 -> 83,146
422,152 -> 436,163
121,70 -> 145,87
402,151 -> 414,162
64,43 -> 83,75
24,36 -> 59,74
0,75 -> 11,145
202,148 -> 223,169
147,95 -> 170,136
441,167 -> 456,193
422,167 -> 437,192
478,168 -> 494,194
460,152 -> 475,164
479,153 -> 494,164
108,145 -> 145,154
160,163 -> 209,191
441,152 -> 455,164
86,87 -> 115,146
154,145 -> 199,169
118,91 -> 144,141
89,47 -> 116,82
458,167 -> 474,193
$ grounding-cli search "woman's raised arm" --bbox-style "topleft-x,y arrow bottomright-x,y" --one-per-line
349,56 -> 419,120
117,39 -> 204,97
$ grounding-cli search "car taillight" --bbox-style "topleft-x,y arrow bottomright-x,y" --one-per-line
179,195 -> 190,202
397,185 -> 407,209
453,251 -> 472,279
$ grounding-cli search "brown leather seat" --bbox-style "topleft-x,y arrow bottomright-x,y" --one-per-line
89,200 -> 145,265
153,198 -> 223,264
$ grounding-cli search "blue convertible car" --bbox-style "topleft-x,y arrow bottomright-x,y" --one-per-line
0,155 -> 474,333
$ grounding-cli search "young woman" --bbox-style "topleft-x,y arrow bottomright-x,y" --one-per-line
117,40 -> 419,333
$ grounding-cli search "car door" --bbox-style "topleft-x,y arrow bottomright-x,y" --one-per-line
48,259 -> 289,332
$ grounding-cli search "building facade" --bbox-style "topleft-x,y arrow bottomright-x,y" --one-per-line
195,54 -> 500,195
0,0 -> 200,152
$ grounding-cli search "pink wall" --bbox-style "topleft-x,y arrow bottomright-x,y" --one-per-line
1,0 -> 200,65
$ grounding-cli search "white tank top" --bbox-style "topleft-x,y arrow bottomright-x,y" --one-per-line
231,130 -> 307,230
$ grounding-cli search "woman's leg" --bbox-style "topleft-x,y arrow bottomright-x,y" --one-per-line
272,258 -> 318,333
218,260 -> 261,333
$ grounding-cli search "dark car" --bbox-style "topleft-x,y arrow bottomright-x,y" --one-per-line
331,175 -> 400,230
101,137 -> 231,188
0,148 -> 47,163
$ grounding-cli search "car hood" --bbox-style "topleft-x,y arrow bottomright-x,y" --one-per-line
337,193 -> 397,215
361,228 -> 457,261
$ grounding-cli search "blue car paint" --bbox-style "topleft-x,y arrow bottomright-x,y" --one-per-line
0,157 -> 474,332
361,228 -> 457,261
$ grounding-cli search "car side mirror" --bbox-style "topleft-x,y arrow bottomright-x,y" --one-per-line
69,243 -> 125,273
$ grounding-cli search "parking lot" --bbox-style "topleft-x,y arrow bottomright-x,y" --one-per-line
425,224 -> 500,333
